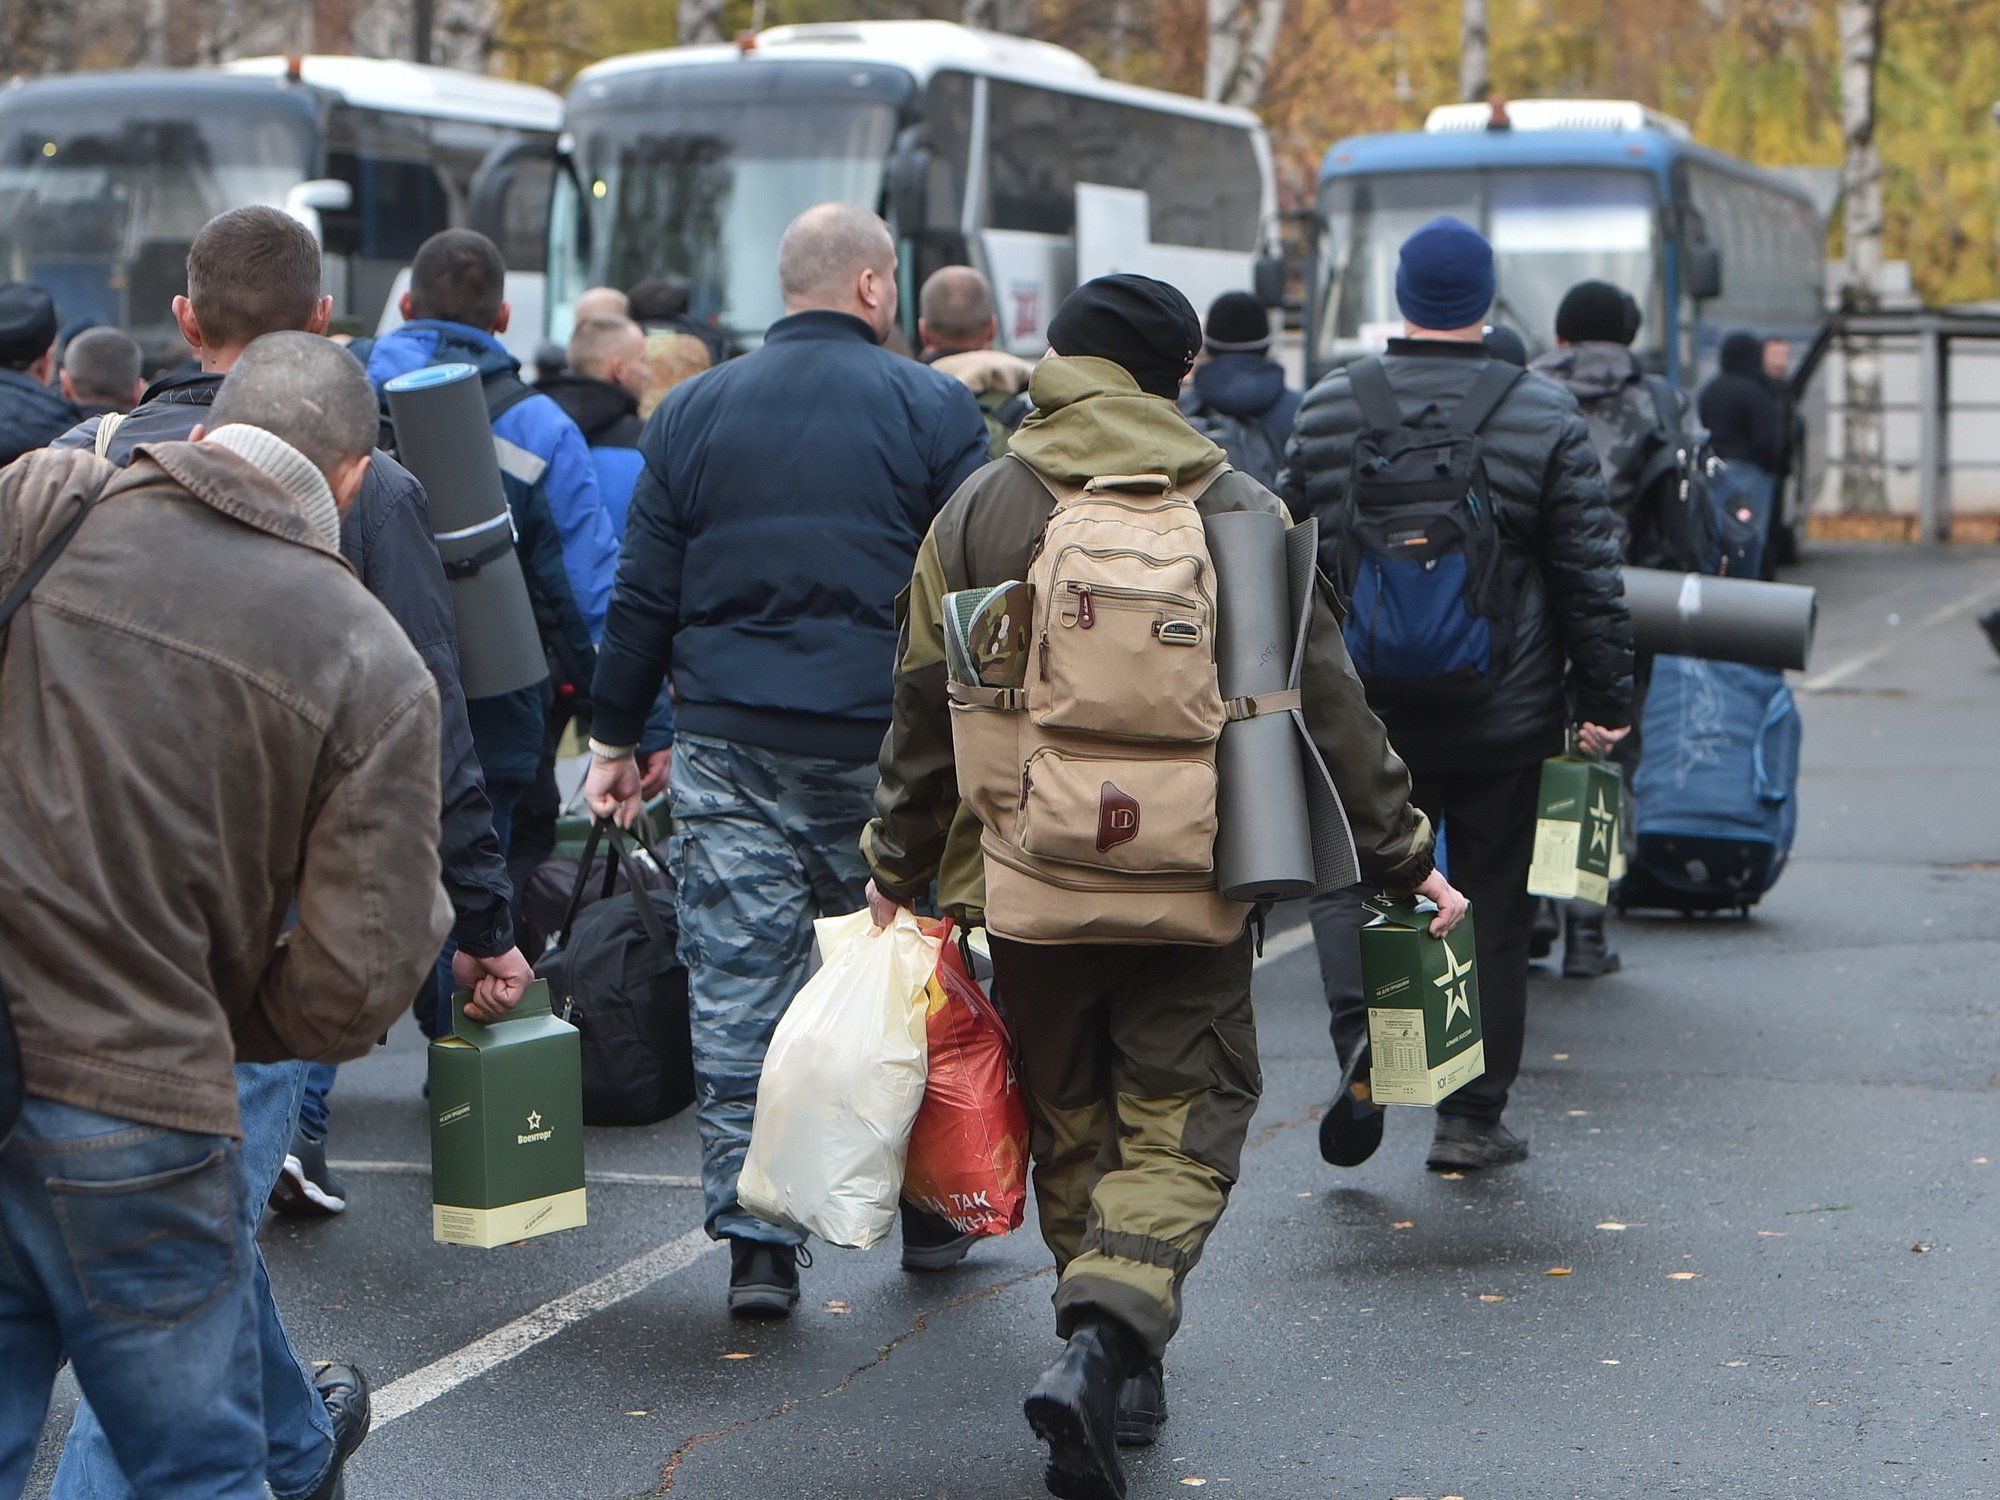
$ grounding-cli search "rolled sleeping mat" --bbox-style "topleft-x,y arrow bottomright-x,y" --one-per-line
384,363 -> 550,700
1621,567 -> 1819,673
1207,509 -> 1317,903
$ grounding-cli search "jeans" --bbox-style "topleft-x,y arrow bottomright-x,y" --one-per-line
670,733 -> 876,1244
50,1063 -> 336,1500
0,1097 -> 265,1500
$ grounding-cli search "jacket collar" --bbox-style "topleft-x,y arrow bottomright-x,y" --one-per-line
136,441 -> 346,559
1385,337 -> 1492,360
137,369 -> 223,407
763,309 -> 880,346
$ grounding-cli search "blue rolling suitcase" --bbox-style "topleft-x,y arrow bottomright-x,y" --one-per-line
1618,656 -> 1800,916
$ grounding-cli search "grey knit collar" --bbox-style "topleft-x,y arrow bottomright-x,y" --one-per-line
203,425 -> 341,549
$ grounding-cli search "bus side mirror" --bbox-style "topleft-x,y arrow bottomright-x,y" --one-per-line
281,179 -> 353,246
1253,253 -> 1286,308
1686,244 -> 1723,302
888,135 -> 930,234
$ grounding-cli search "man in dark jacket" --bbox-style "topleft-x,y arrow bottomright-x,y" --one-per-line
917,265 -> 1033,458
585,202 -> 990,1317
1177,291 -> 1301,490
0,282 -> 81,466
1284,216 -> 1635,1174
49,208 -> 530,1500
539,313 -> 647,531
1699,331 -> 1784,575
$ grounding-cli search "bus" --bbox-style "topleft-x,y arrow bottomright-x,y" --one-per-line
0,57 -> 561,365
530,20 -> 1281,354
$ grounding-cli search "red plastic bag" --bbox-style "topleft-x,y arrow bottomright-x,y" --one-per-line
902,921 -> 1029,1238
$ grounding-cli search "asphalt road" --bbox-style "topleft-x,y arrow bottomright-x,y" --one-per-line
24,543 -> 2000,1500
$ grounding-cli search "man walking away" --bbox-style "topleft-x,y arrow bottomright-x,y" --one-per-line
1177,291 -> 1301,490
862,272 -> 1463,1500
1762,336 -> 1802,569
585,203 -> 990,1317
0,282 -> 80,466
630,275 -> 732,368
0,333 -> 454,1500
58,328 -> 145,422
1698,331 -> 1784,578
1286,217 -> 1634,1175
918,265 -> 1033,457
541,314 -> 649,532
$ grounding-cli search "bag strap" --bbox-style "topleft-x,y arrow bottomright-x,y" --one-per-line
1347,358 -> 1404,431
482,371 -> 541,428
1445,361 -> 1524,438
0,472 -> 114,636
552,816 -> 671,959
92,412 -> 127,461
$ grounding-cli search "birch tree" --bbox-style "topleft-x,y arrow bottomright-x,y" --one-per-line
1460,0 -> 1488,103
677,0 -> 723,45
964,0 -> 1034,34
1839,0 -> 1885,512
1205,0 -> 1286,109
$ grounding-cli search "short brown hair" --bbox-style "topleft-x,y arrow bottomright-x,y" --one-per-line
408,230 -> 506,330
186,207 -> 323,350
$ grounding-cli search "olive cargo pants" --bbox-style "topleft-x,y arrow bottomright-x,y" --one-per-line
989,932 -> 1260,1360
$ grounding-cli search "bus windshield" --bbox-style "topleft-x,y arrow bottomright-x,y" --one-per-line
0,92 -> 315,353
1315,167 -> 1661,365
560,97 -> 899,345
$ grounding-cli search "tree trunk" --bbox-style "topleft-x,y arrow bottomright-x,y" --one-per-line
963,0 -> 1034,35
1839,0 -> 1886,513
677,0 -> 724,45
1459,0 -> 1488,103
1204,0 -> 1285,109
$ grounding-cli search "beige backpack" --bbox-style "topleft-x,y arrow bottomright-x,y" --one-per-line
949,465 -> 1249,946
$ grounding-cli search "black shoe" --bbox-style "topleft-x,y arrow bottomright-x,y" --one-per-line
727,1239 -> 802,1319
270,1132 -> 346,1217
1979,604 -> 2000,659
1318,1042 -> 1384,1168
1562,907 -> 1621,979
1114,1360 -> 1166,1447
302,1362 -> 371,1500
1528,897 -> 1560,962
1426,1116 -> 1530,1171
1024,1317 -> 1141,1500
900,1201 -> 979,1273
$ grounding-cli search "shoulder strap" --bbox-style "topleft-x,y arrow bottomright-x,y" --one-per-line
0,473 -> 114,635
1445,361 -> 1524,437
1347,358 -> 1404,431
92,412 -> 126,461
482,372 -> 540,428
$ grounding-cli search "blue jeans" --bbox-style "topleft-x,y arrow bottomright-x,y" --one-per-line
50,1063 -> 336,1500
0,1097 -> 265,1500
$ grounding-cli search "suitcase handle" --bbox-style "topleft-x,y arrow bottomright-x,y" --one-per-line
1751,692 -> 1796,806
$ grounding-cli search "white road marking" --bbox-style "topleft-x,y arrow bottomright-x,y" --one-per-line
372,1224 -> 723,1428
1800,575 -> 2000,693
330,1159 -> 700,1189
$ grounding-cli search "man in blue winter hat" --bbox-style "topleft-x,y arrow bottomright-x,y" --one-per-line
1282,215 -> 1636,1175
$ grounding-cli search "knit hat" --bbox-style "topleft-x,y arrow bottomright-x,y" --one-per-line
1046,274 -> 1201,398
1394,217 -> 1495,331
1203,291 -> 1271,354
0,282 -> 58,368
1555,280 -> 1634,346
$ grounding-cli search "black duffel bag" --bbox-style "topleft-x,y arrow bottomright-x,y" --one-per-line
516,813 -> 670,962
535,819 -> 694,1127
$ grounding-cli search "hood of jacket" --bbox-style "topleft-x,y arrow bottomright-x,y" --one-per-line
1190,351 -> 1287,420
1720,331 -> 1765,376
366,319 -> 517,389
536,372 -> 638,445
1531,341 -> 1641,402
1008,355 -> 1223,487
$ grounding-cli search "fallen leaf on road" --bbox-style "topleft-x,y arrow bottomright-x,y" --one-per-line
1546,1266 -> 1573,1277
1724,1360 -> 1748,1368
1596,1221 -> 1627,1231
1757,1230 -> 1786,1238
1567,1109 -> 1590,1117
824,1300 -> 850,1314
722,1352 -> 753,1360
1552,1052 -> 1570,1060
1438,1171 -> 1466,1180
1910,1242 -> 1932,1253
1667,1272 -> 1700,1280
1479,1293 -> 1506,1303
626,1410 -> 649,1416
1179,1479 -> 1208,1487
1974,1157 -> 1989,1166
1392,1220 -> 1414,1230
1601,1359 -> 1621,1365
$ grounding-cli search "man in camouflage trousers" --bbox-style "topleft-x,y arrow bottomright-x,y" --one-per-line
584,204 -> 989,1316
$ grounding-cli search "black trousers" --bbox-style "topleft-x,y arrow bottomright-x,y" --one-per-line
1307,760 -> 1540,1124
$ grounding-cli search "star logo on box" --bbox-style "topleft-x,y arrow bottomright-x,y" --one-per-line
518,1109 -> 553,1145
1434,935 -> 1473,1030
1587,787 -> 1616,856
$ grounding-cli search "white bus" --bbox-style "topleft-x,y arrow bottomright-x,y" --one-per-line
0,56 -> 560,364
534,21 -> 1281,353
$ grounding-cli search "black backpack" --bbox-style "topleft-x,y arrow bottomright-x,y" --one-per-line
534,819 -> 695,1128
1627,377 -> 1725,575
1330,357 -> 1522,708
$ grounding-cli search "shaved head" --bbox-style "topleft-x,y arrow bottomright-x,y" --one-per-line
777,203 -> 899,336
210,332 -> 379,482
62,326 -> 143,405
919,265 -> 997,351
569,314 -> 648,399
572,286 -> 629,323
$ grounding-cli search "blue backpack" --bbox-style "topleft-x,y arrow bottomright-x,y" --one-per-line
1332,358 -> 1522,708
1621,656 -> 1800,915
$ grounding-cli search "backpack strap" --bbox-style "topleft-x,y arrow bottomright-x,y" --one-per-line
1642,375 -> 1681,439
1445,360 -> 1525,437
482,371 -> 541,427
1347,358 -> 1404,431
92,412 -> 126,461
0,472 -> 115,636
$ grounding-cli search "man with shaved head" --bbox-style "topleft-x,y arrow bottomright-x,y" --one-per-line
585,201 -> 989,1317
58,327 -> 144,419
918,264 -> 1034,457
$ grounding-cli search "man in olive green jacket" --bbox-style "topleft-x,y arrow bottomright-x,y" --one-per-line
864,275 -> 1464,1500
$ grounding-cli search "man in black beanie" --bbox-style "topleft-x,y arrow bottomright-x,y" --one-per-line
1177,289 -> 1302,489
0,283 -> 81,467
864,272 -> 1457,1498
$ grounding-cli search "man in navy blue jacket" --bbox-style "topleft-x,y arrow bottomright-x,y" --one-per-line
586,202 -> 989,1317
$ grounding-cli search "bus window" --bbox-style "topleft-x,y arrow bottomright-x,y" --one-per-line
322,151 -> 452,262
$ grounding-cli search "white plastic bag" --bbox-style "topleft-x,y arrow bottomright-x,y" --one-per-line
737,909 -> 939,1249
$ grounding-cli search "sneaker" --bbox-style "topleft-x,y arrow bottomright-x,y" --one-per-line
1426,1116 -> 1530,1171
1318,1042 -> 1384,1168
1114,1360 -> 1166,1447
270,1132 -> 346,1217
301,1362 -> 371,1500
900,1201 -> 979,1273
727,1239 -> 803,1319
1528,897 -> 1560,962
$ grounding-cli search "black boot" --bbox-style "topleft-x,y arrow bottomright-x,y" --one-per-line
1114,1360 -> 1166,1447
1528,897 -> 1560,962
1562,905 -> 1621,979
1024,1315 -> 1144,1500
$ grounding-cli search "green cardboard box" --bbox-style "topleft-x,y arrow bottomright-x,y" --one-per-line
429,979 -> 587,1248
1361,900 -> 1486,1108
1526,755 -> 1622,905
